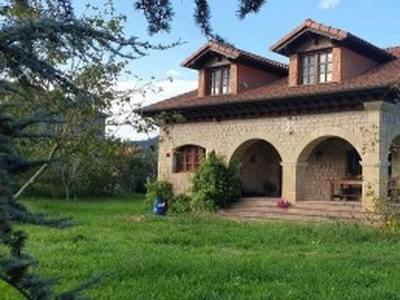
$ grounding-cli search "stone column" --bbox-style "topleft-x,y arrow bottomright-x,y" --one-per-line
280,161 -> 308,203
362,101 -> 391,211
360,161 -> 389,211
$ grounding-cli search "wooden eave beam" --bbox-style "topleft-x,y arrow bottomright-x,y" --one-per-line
176,89 -> 387,122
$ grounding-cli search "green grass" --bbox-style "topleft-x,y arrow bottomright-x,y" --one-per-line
2,196 -> 400,299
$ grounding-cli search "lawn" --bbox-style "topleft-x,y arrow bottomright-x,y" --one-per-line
2,196 -> 400,299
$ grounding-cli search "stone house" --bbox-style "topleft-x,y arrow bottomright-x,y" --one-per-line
142,19 -> 400,211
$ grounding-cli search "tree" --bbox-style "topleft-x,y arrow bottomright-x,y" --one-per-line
0,0 -> 167,298
134,0 -> 268,38
1,0 -> 271,298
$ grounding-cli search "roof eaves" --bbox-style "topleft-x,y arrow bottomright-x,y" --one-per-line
343,33 -> 395,62
270,19 -> 349,55
181,41 -> 240,69
141,84 -> 392,117
271,19 -> 394,63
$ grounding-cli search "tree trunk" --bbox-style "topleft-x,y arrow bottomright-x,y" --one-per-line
13,144 -> 59,200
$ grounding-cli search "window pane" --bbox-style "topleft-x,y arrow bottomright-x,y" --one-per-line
317,51 -> 332,83
209,66 -> 230,95
221,67 -> 230,94
209,69 -> 221,95
301,54 -> 316,84
175,146 -> 206,172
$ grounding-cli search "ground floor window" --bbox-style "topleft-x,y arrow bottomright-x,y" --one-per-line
174,145 -> 206,172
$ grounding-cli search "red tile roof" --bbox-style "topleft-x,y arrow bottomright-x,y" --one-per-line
271,19 -> 394,62
182,40 -> 288,76
142,46 -> 400,114
142,20 -> 400,115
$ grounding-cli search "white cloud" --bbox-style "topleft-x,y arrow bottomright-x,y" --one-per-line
108,78 -> 197,141
165,69 -> 182,77
319,0 -> 340,10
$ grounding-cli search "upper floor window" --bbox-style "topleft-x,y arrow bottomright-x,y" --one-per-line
301,51 -> 332,85
209,66 -> 230,95
174,145 -> 206,173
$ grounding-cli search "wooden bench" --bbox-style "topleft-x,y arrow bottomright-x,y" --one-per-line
328,178 -> 362,201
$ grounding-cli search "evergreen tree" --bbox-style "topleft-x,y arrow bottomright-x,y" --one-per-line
1,0 -> 270,298
0,0 -> 163,298
134,0 -> 268,38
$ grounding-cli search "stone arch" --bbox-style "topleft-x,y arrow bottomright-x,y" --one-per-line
386,129 -> 400,156
230,139 -> 282,197
295,131 -> 362,201
388,134 -> 400,188
294,127 -> 363,163
227,135 -> 287,162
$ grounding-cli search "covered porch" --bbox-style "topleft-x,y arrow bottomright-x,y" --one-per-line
229,108 -> 400,213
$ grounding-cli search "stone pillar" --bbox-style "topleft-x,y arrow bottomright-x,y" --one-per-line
280,161 -> 308,202
360,161 -> 389,211
362,101 -> 391,211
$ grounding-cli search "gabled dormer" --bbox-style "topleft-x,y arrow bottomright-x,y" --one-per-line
270,19 -> 395,87
182,41 -> 288,97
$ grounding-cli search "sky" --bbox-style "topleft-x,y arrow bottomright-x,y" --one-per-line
73,0 -> 400,140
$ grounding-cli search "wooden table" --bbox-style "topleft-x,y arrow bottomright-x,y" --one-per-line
329,178 -> 362,201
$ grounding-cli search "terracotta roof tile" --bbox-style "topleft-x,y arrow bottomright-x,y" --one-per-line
182,40 -> 288,74
142,46 -> 400,114
271,19 -> 393,62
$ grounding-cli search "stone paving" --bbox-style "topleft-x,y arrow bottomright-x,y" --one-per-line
218,197 -> 376,224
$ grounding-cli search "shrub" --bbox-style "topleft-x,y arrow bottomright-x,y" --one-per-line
371,180 -> 400,235
190,192 -> 216,212
191,151 -> 241,210
145,179 -> 174,209
169,193 -> 193,214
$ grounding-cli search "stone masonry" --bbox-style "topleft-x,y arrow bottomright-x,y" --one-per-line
157,101 -> 400,211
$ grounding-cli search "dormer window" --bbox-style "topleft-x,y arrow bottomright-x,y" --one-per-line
209,66 -> 231,95
301,51 -> 332,85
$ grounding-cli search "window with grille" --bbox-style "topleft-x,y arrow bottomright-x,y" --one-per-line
209,66 -> 230,95
301,51 -> 332,85
175,145 -> 206,172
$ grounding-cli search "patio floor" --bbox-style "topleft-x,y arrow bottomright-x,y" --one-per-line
218,197 -> 377,224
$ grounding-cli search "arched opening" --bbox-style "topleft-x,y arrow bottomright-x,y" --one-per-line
231,139 -> 282,197
299,137 -> 362,201
388,135 -> 400,193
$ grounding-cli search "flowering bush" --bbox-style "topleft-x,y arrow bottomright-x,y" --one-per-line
276,199 -> 291,209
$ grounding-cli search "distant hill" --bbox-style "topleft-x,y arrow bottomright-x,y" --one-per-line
130,136 -> 159,150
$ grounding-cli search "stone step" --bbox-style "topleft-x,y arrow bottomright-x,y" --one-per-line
229,199 -> 362,213
219,197 -> 372,223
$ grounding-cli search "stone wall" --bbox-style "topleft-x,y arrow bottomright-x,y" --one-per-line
158,109 -> 368,196
304,138 -> 353,200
